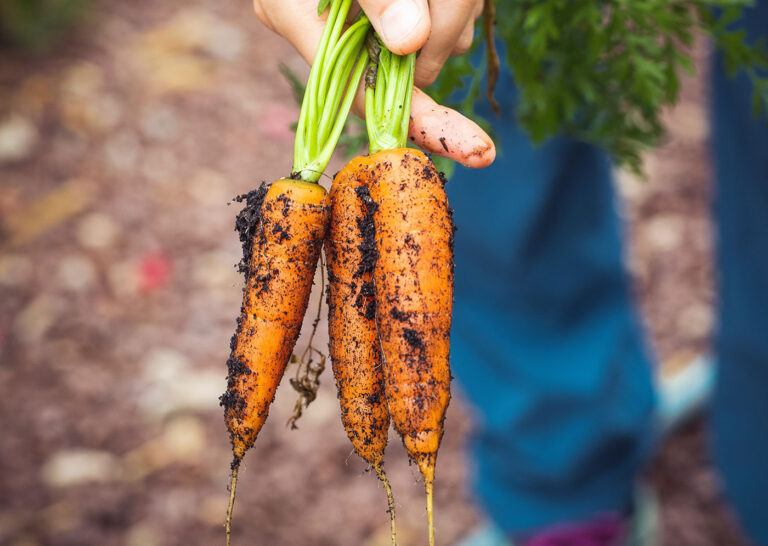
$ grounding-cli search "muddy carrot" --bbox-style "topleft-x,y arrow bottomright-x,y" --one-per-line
222,179 -> 329,457
365,38 -> 454,546
223,179 -> 329,541
370,148 -> 453,546
222,2 -> 370,543
326,156 -> 396,544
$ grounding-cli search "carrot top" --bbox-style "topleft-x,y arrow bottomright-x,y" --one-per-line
293,0 -> 371,182
364,36 -> 415,154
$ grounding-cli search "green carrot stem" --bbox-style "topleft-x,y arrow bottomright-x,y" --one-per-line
295,0 -> 341,166
318,20 -> 370,142
317,16 -> 369,108
298,46 -> 369,181
318,53 -> 357,144
400,53 -> 415,142
365,36 -> 415,154
293,0 -> 370,181
311,0 -> 350,120
305,0 -> 348,158
383,51 -> 400,114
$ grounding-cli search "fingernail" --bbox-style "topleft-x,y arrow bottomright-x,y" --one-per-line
379,0 -> 423,51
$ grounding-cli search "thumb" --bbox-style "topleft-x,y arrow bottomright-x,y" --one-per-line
357,0 -> 431,55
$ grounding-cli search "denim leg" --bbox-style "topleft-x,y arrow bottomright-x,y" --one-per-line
710,3 -> 768,544
446,70 -> 656,534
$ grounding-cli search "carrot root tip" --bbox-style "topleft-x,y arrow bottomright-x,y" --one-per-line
426,479 -> 435,546
375,464 -> 397,546
225,462 -> 240,546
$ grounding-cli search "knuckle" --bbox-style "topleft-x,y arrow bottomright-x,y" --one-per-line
450,23 -> 475,56
453,32 -> 474,55
454,0 -> 478,14
450,44 -> 469,57
415,72 -> 438,88
415,59 -> 442,87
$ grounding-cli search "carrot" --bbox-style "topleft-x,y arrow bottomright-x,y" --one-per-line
222,179 -> 328,542
369,148 -> 453,546
326,156 -> 397,544
223,179 -> 329,460
221,2 -> 371,542
363,37 -> 454,546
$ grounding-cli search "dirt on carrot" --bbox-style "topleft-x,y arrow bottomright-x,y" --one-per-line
222,180 -> 329,464
368,147 -> 455,546
326,156 -> 397,544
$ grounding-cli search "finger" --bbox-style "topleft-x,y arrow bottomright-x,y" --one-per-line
255,0 -> 368,116
351,78 -> 367,118
256,0 -> 327,63
414,0 -> 479,88
357,0 -> 431,55
408,88 -> 495,168
253,0 -> 271,29
450,20 -> 475,57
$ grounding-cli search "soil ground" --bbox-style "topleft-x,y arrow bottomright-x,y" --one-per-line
0,1 -> 753,545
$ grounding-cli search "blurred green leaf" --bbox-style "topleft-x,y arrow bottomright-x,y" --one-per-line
278,63 -> 307,105
430,154 -> 456,180
429,0 -> 768,176
336,117 -> 368,159
0,0 -> 89,50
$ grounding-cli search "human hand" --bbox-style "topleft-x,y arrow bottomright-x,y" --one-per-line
253,0 -> 495,168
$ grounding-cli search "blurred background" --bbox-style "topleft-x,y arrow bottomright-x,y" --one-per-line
0,0 -> 753,544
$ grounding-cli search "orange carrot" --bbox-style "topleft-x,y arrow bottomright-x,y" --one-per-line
222,179 -> 328,543
220,2 -> 372,543
326,156 -> 397,544
369,148 -> 453,546
223,179 -> 328,459
327,157 -> 384,464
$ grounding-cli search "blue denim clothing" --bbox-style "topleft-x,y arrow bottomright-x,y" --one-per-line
446,3 -> 767,542
711,2 -> 768,544
446,59 -> 656,534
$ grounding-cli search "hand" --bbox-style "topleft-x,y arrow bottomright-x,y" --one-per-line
253,0 -> 495,168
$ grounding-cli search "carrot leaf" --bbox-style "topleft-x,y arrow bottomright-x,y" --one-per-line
293,0 -> 370,182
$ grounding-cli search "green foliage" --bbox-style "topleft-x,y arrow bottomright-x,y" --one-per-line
0,0 -> 89,50
279,63 -> 307,106
430,0 -> 768,174
699,5 -> 768,116
336,116 -> 369,159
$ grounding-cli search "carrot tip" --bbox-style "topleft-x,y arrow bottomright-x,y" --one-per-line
425,479 -> 435,546
416,453 -> 436,486
374,465 -> 397,546
225,463 -> 240,546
